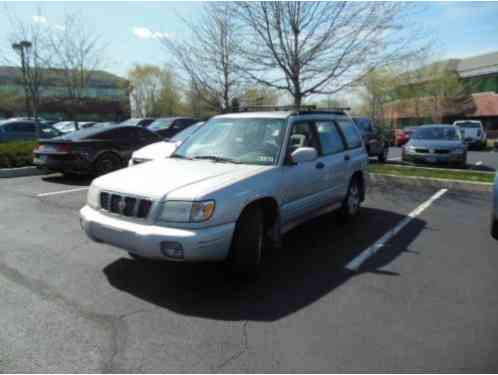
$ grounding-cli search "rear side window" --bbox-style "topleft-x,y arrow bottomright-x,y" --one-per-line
336,119 -> 362,149
316,121 -> 345,155
4,122 -> 35,133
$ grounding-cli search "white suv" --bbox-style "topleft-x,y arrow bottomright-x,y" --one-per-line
80,109 -> 368,274
453,120 -> 487,149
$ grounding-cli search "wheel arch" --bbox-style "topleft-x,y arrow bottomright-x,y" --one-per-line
352,170 -> 365,202
238,196 -> 281,243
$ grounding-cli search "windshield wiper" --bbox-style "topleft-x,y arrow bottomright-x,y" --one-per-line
170,154 -> 192,160
193,155 -> 240,164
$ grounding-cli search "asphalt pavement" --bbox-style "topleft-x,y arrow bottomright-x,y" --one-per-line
387,147 -> 498,171
0,174 -> 497,372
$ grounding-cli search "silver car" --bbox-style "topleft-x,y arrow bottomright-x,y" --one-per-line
402,124 -> 467,168
80,109 -> 368,274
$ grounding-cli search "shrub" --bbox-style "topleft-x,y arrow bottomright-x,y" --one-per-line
0,141 -> 38,168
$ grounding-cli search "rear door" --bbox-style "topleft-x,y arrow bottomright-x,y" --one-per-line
335,118 -> 366,198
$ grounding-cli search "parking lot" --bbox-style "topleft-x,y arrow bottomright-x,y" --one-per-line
1,171 -> 497,372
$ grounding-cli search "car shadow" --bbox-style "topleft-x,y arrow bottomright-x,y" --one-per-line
42,174 -> 94,187
103,208 -> 426,322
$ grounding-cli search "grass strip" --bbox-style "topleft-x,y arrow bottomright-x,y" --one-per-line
368,163 -> 495,184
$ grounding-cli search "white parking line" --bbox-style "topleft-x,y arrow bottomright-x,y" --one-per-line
346,188 -> 448,271
37,187 -> 89,197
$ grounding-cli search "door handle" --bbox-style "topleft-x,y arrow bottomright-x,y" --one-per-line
315,162 -> 325,170
344,154 -> 350,161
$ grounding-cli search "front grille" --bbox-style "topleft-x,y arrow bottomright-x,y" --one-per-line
434,149 -> 450,154
415,148 -> 429,153
100,192 -> 153,219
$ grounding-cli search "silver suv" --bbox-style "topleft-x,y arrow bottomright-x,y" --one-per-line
80,108 -> 368,274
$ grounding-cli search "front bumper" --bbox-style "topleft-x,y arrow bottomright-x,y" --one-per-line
402,152 -> 466,165
80,205 -> 235,262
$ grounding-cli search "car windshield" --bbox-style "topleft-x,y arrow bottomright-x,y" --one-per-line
170,122 -> 204,143
412,127 -> 460,141
173,117 -> 286,165
455,122 -> 480,129
148,118 -> 175,131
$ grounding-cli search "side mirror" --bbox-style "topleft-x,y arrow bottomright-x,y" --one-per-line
290,147 -> 318,164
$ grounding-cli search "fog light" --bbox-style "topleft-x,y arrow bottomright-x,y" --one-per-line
160,241 -> 184,259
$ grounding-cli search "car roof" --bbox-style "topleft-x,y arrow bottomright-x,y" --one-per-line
454,120 -> 481,123
55,124 -> 136,141
215,111 -> 295,120
418,124 -> 454,129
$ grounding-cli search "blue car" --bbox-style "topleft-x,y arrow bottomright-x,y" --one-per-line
0,119 -> 60,142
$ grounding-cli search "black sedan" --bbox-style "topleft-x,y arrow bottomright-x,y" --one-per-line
33,125 -> 161,176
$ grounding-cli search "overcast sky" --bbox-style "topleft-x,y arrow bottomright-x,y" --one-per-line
1,1 -> 498,79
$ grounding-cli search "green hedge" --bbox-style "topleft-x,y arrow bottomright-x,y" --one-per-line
0,141 -> 38,168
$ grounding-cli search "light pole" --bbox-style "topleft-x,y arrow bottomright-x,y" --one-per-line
12,40 -> 33,118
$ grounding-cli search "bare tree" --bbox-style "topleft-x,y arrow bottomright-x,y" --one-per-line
47,12 -> 107,128
161,2 -> 243,113
2,7 -> 51,137
233,2 -> 430,106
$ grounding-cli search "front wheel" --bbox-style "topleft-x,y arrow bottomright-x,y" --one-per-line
227,205 -> 263,276
339,176 -> 362,221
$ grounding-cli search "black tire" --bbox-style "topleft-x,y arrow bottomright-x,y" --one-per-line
491,217 -> 498,240
94,152 -> 122,176
339,176 -> 362,221
227,205 -> 264,276
378,144 -> 388,163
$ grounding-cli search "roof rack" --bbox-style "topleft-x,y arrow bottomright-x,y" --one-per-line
239,105 -> 350,113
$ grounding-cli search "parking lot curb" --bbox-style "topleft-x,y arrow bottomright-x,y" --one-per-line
0,166 -> 48,178
368,173 -> 493,193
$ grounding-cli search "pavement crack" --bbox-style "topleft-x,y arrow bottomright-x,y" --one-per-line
215,321 -> 249,370
0,260 -> 127,372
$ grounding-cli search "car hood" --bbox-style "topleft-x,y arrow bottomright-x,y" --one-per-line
93,158 -> 269,200
408,139 -> 463,149
132,141 -> 179,160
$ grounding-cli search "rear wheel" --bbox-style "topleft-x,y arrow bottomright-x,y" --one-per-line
227,205 -> 263,277
339,176 -> 362,221
491,217 -> 498,240
94,153 -> 122,176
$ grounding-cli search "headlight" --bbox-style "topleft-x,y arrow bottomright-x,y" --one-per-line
87,184 -> 100,209
158,200 -> 215,223
404,145 -> 416,153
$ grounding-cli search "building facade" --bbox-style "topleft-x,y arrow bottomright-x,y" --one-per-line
0,66 -> 131,122
384,51 -> 498,136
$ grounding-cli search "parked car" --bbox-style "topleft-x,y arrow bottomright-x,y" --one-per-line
146,117 -> 198,139
129,121 -> 205,166
33,125 -> 161,176
120,118 -> 155,128
491,174 -> 498,240
80,108 -> 368,274
401,124 -> 467,168
0,119 -> 60,142
395,127 -> 416,146
352,117 -> 389,162
453,120 -> 487,149
53,121 -> 96,134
